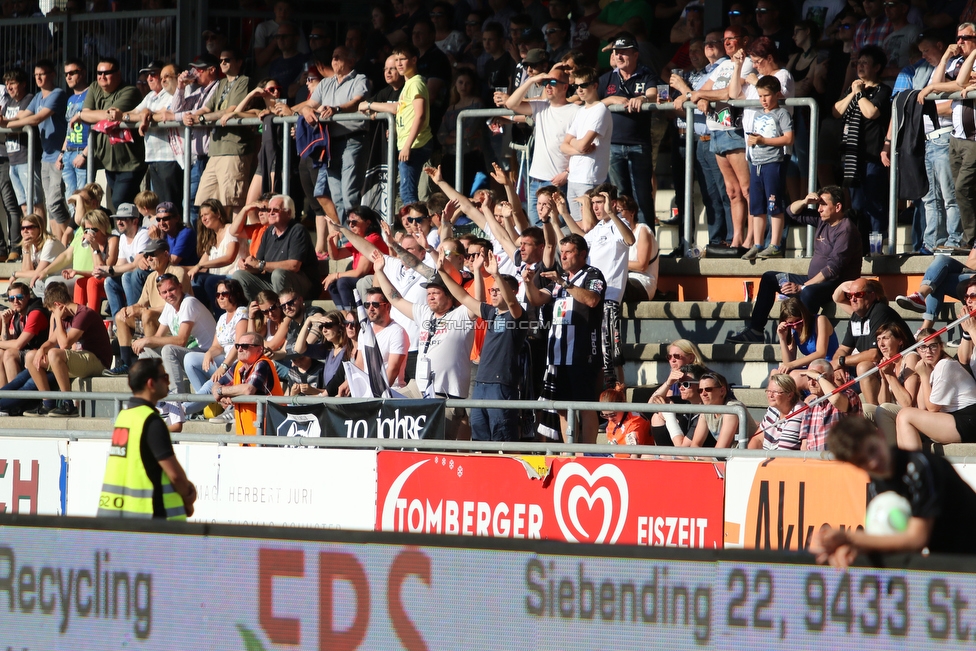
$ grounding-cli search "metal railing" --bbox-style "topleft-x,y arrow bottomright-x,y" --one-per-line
87,112 -> 396,224
0,388 -> 754,448
0,125 -> 37,218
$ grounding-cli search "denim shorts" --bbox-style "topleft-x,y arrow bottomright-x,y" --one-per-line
710,128 -> 746,156
312,165 -> 332,199
9,163 -> 43,206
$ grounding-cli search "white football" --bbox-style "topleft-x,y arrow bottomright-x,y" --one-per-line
864,491 -> 912,535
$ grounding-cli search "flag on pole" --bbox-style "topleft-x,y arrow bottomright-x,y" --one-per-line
353,288 -> 391,398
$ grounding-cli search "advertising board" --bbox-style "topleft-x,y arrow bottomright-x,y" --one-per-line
0,438 -> 65,515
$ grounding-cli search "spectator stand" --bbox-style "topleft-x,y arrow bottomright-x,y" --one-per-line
0,125 -> 37,218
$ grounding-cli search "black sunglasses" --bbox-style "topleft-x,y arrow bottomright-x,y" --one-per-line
280,298 -> 299,309
260,305 -> 280,314
234,342 -> 260,350
364,301 -> 388,308
96,69 -> 116,76
575,81 -> 595,89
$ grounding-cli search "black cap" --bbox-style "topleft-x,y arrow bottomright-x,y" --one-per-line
138,59 -> 166,75
189,53 -> 219,69
142,239 -> 170,254
611,35 -> 639,50
202,24 -> 224,37
523,48 -> 550,66
422,276 -> 448,290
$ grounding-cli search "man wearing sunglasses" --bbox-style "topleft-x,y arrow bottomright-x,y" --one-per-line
561,65 -> 612,222
831,278 -> 911,405
61,58 -> 89,209
0,281 -> 49,385
212,331 -> 283,436
101,203 -> 150,318
154,202 -> 198,266
78,56 -> 145,207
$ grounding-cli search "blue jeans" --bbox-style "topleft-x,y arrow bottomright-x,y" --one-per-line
567,180 -> 594,222
923,133 -> 962,249
122,267 -> 152,305
528,176 -> 566,226
921,255 -> 974,321
327,276 -> 359,310
398,142 -> 433,205
608,143 -> 653,226
470,381 -> 520,441
699,138 -> 732,245
184,350 -> 224,392
9,162 -> 43,207
0,368 -> 52,414
327,134 -> 365,219
61,149 -> 87,199
104,275 -> 126,316
188,156 -> 207,230
850,160 -> 888,234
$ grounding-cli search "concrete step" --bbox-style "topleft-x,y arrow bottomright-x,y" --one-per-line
0,415 -> 231,434
656,255 -> 948,277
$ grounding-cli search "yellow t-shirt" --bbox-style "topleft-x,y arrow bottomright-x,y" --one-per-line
395,74 -> 433,150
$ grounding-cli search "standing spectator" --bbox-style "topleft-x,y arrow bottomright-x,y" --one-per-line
102,203 -> 149,318
132,273 -> 217,395
727,188 -> 862,343
431,2 -> 466,59
362,44 -> 433,205
268,22 -> 308,99
155,202 -> 198,267
480,22 -> 516,169
854,0 -> 892,54
5,60 -> 68,243
882,0 -> 919,79
561,66 -> 612,222
188,198 -> 240,314
124,61 -> 181,213
78,57 -> 145,208
253,0 -> 309,71
108,239 -> 192,376
24,281 -> 113,417
834,45 -> 892,239
413,18 -> 452,131
169,54 -> 219,229
755,0 -> 795,56
797,358 -> 863,451
13,212 -> 65,298
544,19 -> 573,63
189,49 -> 253,220
304,47 -> 371,220
233,194 -> 320,300
524,233 -> 606,443
353,287 -> 408,389
60,58 -> 89,218
589,0 -> 654,70
1,67 -> 44,223
0,281 -> 48,386
212,331 -> 284,436
598,34 -> 659,227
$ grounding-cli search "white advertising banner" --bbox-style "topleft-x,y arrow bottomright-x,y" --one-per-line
0,438 -> 65,515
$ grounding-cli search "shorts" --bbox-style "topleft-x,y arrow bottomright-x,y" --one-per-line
710,129 -> 746,156
601,299 -> 622,369
9,162 -> 44,206
748,160 -> 786,216
195,153 -> 255,209
552,363 -> 599,403
65,349 -> 106,379
313,165 -> 332,199
951,403 -> 976,442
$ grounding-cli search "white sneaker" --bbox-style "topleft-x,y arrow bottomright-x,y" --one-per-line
209,408 -> 234,424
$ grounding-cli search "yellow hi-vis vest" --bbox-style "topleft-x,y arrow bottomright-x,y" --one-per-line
97,404 -> 186,520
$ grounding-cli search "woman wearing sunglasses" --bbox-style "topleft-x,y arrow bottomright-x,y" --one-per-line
775,297 -> 838,391
601,382 -> 651,458
749,373 -> 804,450
686,372 -> 757,449
35,208 -> 118,305
322,206 -> 388,310
895,329 -> 976,450
648,338 -> 705,401
291,310 -> 353,396
650,364 -> 707,446
13,212 -> 65,298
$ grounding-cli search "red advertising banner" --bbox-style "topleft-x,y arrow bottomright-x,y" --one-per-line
376,452 -> 726,548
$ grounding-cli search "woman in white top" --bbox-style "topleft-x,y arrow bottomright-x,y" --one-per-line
189,198 -> 241,315
896,329 -> 976,450
14,213 -> 65,297
182,278 -> 250,416
618,195 -> 659,301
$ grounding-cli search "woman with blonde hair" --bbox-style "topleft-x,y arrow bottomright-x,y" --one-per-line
292,310 -> 353,396
13,213 -> 65,296
64,183 -> 104,245
750,373 -> 804,450
31,208 -> 117,302
649,338 -> 706,400
188,198 -> 241,314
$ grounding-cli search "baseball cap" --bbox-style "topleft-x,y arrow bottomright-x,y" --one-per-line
138,59 -> 165,75
421,276 -> 449,290
523,48 -> 550,66
156,201 -> 175,216
111,203 -> 140,219
142,239 -> 170,254
610,35 -> 639,50
189,53 -> 220,69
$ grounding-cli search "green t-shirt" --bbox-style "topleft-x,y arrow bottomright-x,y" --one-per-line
68,228 -> 94,273
81,82 -> 144,172
204,75 -> 254,157
597,0 -> 655,69
395,73 -> 432,150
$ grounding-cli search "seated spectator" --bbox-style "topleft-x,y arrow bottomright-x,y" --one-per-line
649,363 -> 706,446
775,297 -> 838,391
831,278 -> 912,405
727,188 -> 862,343
685,371 -> 756,449
438,253 -> 526,441
432,2 -> 466,58
322,206 -> 389,310
155,202 -> 198,266
0,366 -> 53,416
619,195 -> 659,301
29,208 -> 103,299
276,287 -> 325,358
896,246 -> 976,330
63,208 -> 118,313
64,183 -> 104,246
182,278 -> 249,416
797,358 -> 862,451
188,198 -> 241,314
212,330 -> 284,436
102,203 -> 150,318
0,281 -> 49,385
245,291 -> 291,384
350,287 -> 408,389
108,239 -> 193,376
601,382 -> 651,457
24,281 -> 113,417
292,310 -> 352,396
229,194 -> 273,261
749,373 -> 804,450
870,321 -> 920,445
233,194 -> 320,300
132,273 -> 217,395
13,212 -> 65,297
648,338 -> 706,401
896,329 -> 976,450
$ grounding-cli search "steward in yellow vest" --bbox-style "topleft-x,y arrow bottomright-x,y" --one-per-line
98,358 -> 197,519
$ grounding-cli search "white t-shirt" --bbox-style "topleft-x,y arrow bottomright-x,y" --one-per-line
566,102 -> 612,184
215,306 -> 248,354
741,68 -> 794,159
209,228 -> 243,276
930,357 -> 976,412
159,296 -> 217,351
28,237 -> 66,267
529,100 -> 580,181
585,218 -> 631,303
116,228 -> 150,265
384,253 -> 433,351
628,222 -> 659,298
134,89 -> 176,162
413,303 -> 475,398
360,321 -> 409,388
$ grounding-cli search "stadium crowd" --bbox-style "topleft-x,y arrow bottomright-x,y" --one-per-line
4,0 -> 976,451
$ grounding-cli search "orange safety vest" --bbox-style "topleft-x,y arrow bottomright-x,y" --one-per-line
231,355 -> 283,435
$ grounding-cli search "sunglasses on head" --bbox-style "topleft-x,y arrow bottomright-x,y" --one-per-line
155,273 -> 178,285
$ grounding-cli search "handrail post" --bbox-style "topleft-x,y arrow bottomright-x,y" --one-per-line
385,114 -> 396,224
683,102 -> 695,253
888,97 -> 899,255
806,98 -> 819,257
565,406 -> 575,445
735,403 -> 749,448
87,139 -> 95,184
25,128 -> 35,213
455,109 -> 465,192
182,125 -> 192,225
281,115 -> 291,196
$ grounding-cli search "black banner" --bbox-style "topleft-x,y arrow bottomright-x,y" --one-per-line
266,399 -> 445,439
